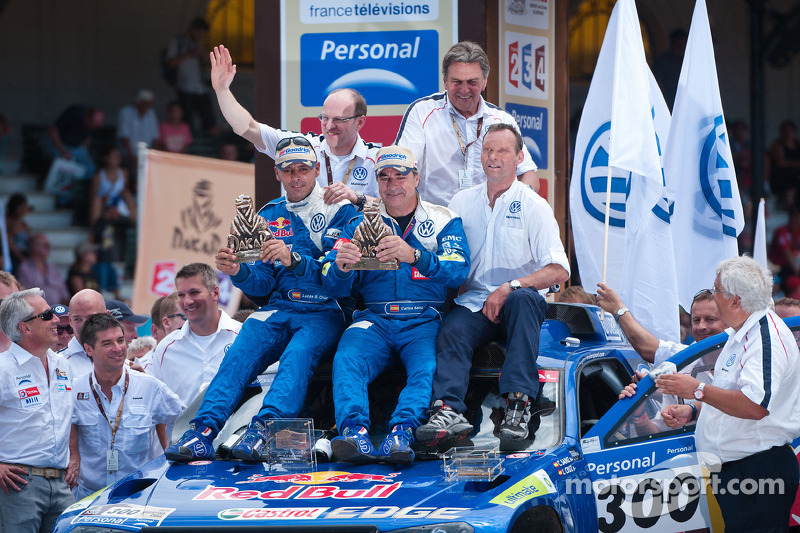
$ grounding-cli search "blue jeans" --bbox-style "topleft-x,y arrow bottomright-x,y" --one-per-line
0,472 -> 74,533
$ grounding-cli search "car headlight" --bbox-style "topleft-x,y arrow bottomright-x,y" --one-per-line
385,523 -> 474,533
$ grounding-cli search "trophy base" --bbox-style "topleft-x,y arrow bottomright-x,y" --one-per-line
347,257 -> 400,270
232,250 -> 263,263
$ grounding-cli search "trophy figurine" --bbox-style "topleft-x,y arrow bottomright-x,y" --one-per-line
347,201 -> 400,270
227,194 -> 274,263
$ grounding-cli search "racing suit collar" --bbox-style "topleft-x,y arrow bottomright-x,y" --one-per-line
379,193 -> 430,233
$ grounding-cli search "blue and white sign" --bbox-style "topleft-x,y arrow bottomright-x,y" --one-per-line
506,103 -> 548,169
300,30 -> 440,106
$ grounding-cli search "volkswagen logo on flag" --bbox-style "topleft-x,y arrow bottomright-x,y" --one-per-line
700,115 -> 738,237
579,121 -> 631,227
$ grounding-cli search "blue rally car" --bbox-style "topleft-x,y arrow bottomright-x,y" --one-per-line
54,304 -> 800,532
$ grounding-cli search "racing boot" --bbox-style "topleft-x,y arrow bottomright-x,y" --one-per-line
415,400 -> 473,448
378,424 -> 415,466
165,422 -> 215,462
499,392 -> 532,442
231,416 -> 270,462
331,426 -> 378,464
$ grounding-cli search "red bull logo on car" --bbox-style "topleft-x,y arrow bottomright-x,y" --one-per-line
194,482 -> 402,501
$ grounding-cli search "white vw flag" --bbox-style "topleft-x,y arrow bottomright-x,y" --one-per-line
665,0 -> 744,308
570,0 -> 680,342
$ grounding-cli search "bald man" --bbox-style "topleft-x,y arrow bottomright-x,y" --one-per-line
59,289 -> 107,378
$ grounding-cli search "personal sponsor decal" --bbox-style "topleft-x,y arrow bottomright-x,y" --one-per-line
506,103 -> 548,169
588,451 -> 656,476
72,504 -> 175,527
268,217 -> 293,238
193,482 -> 402,501
15,374 -> 32,387
489,469 -> 556,508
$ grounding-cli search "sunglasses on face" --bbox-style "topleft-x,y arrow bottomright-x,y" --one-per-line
57,324 -> 73,335
276,136 -> 313,150
167,313 -> 187,321
23,308 -> 55,323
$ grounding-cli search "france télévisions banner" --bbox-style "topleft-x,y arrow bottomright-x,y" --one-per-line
498,0 -> 555,206
281,0 -> 458,146
132,150 -> 253,315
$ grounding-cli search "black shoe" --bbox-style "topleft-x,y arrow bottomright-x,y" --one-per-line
415,400 -> 473,447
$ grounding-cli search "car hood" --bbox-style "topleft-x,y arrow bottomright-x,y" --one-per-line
57,446 -> 577,531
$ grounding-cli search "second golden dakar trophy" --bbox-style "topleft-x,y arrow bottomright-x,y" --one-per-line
227,194 -> 275,263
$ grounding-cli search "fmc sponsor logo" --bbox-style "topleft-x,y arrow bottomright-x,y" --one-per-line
300,30 -> 439,106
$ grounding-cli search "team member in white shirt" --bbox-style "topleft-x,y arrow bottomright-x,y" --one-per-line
395,41 -> 539,207
72,313 -> 184,499
210,44 -> 379,207
150,263 -> 241,406
0,289 -> 79,532
60,289 -> 107,378
416,124 -> 568,448
658,256 -> 800,532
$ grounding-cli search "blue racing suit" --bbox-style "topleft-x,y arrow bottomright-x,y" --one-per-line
194,185 -> 358,436
321,198 -> 470,434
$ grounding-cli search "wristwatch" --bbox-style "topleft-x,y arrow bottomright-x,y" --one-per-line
509,280 -> 522,291
411,248 -> 422,265
286,251 -> 302,270
355,194 -> 367,210
693,382 -> 706,401
615,307 -> 630,321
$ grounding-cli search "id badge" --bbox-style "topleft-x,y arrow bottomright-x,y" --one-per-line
107,449 -> 119,472
459,170 -> 472,189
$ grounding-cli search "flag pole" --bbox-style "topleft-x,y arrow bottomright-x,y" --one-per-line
602,165 -> 612,283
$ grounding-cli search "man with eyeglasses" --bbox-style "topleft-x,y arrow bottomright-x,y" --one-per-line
53,304 -> 73,352
166,138 -> 358,463
656,256 -> 800,532
209,45 -> 379,208
0,289 -> 80,532
60,288 -> 108,379
321,145 -> 470,465
395,41 -> 539,207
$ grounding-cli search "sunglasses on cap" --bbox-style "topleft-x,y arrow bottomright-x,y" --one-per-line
23,308 -> 55,323
276,136 -> 313,150
57,324 -> 74,335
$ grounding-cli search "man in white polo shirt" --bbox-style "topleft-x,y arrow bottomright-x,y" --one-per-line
71,313 -> 184,499
657,256 -> 800,532
0,289 -> 79,532
60,289 -> 108,378
150,262 -> 241,406
395,41 -> 539,207
209,44 -> 379,208
416,124 -> 568,449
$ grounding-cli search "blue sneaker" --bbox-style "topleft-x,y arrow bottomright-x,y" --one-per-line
378,424 -> 415,466
165,423 -> 215,462
331,426 -> 378,464
231,416 -> 270,462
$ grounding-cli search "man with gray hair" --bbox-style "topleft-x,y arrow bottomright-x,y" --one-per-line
657,255 -> 800,532
0,288 -> 79,532
395,41 -> 539,206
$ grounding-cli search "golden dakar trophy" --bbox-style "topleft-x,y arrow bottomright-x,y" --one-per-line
227,195 -> 274,263
347,201 -> 399,270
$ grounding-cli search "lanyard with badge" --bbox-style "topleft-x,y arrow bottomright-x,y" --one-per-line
323,153 -> 357,186
451,114 -> 483,190
89,370 -> 129,472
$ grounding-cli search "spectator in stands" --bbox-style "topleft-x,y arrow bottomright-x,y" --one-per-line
0,113 -> 10,175
53,304 -> 73,352
768,201 -> 800,298
775,297 -> 800,319
117,89 -> 159,172
90,216 -> 121,299
0,271 -> 23,351
165,17 -> 218,135
219,140 -> 239,161
106,299 -> 148,344
47,104 -> 104,182
61,289 -> 107,378
16,233 -> 70,306
769,120 -> 800,210
5,193 -> 32,274
730,120 -> 752,197
156,101 -> 193,153
150,263 -> 241,405
67,242 -> 100,297
557,285 -> 595,305
71,313 -> 183,500
89,146 -> 136,227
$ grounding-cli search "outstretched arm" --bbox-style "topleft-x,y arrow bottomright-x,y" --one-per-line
210,45 -> 265,151
596,282 -> 659,363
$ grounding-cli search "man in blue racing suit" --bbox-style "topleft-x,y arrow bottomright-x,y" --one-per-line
166,137 -> 358,462
322,145 -> 470,465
